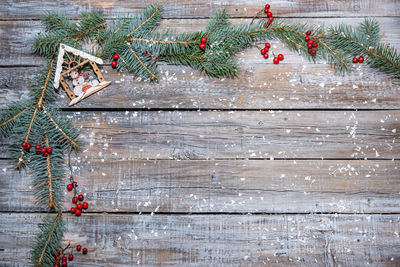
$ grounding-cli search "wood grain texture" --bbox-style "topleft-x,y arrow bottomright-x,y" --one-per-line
1,18 -> 399,109
1,213 -> 400,266
1,0 -> 399,19
2,63 -> 400,110
1,159 -> 399,213
1,1 -> 400,266
2,17 -> 400,66
2,110 -> 399,159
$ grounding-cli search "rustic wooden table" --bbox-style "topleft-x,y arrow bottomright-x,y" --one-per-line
1,1 -> 400,266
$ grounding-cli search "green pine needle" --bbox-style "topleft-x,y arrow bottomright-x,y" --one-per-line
30,213 -> 64,267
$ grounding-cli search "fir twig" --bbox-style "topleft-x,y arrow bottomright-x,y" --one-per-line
0,106 -> 30,128
42,105 -> 79,148
32,212 -> 64,267
44,135 -> 55,208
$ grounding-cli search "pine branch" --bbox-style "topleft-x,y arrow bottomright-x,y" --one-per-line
42,105 -> 80,149
29,132 -> 65,209
31,212 -> 64,267
98,4 -> 163,58
368,43 -> 400,78
34,13 -> 106,56
0,102 -> 31,138
205,9 -> 231,38
42,12 -> 76,34
118,45 -> 158,80
326,19 -> 400,77
31,57 -> 56,105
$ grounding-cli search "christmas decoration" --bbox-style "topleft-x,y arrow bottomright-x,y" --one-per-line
1,3 -> 400,267
53,44 -> 112,106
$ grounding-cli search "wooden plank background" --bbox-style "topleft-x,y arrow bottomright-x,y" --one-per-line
1,0 -> 400,266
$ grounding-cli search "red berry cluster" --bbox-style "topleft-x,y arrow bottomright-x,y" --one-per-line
352,56 -> 364,63
264,4 -> 274,27
304,31 -> 318,55
33,144 -> 53,157
67,181 -> 89,217
260,42 -> 271,59
199,37 -> 207,50
260,43 -> 284,64
21,141 -> 31,151
53,244 -> 88,267
111,53 -> 119,68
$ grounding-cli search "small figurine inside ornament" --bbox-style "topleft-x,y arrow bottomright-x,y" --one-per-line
53,44 -> 111,106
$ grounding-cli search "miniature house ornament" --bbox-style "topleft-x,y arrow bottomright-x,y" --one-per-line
53,44 -> 111,106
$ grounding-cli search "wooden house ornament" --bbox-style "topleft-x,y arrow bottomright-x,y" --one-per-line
54,43 -> 111,106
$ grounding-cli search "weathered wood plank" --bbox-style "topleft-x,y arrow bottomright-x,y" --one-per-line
2,63 -> 400,110
1,18 -> 399,109
1,213 -> 399,266
2,110 -> 399,159
1,159 -> 399,213
1,0 -> 399,19
2,17 -> 400,66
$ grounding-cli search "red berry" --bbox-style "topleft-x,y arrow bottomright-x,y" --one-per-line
72,197 -> 78,204
306,30 -> 311,35
358,56 -> 364,63
43,152 -> 49,157
307,40 -> 314,45
70,207 -> 76,214
273,57 -> 279,64
78,194 -> 84,201
263,53 -> 269,59
352,57 -> 358,63
21,142 -> 27,148
46,147 -> 52,154
111,61 -> 117,68
82,248 -> 88,254
307,43 -> 313,49
265,4 -> 270,9
40,148 -> 46,154
260,48 -> 267,55
311,49 -> 316,55
55,255 -> 60,261
62,257 -> 67,262
264,8 -> 269,13
113,54 -> 119,60
54,263 -> 60,267
26,144 -> 31,150
278,54 -> 284,61
56,249 -> 61,255
268,17 -> 274,24
82,202 -> 89,209
199,43 -> 206,50
35,144 -> 41,150
265,43 -> 271,48
62,261 -> 67,267
76,245 -> 82,251
312,42 -> 318,48
68,254 -> 74,261
67,184 -> 73,191
72,181 -> 78,188
75,209 -> 82,216
36,151 -> 41,155
305,36 -> 310,42
77,203 -> 83,210
200,37 -> 207,43
267,12 -> 272,18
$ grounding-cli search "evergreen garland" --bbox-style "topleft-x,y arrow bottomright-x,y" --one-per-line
0,4 -> 399,266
